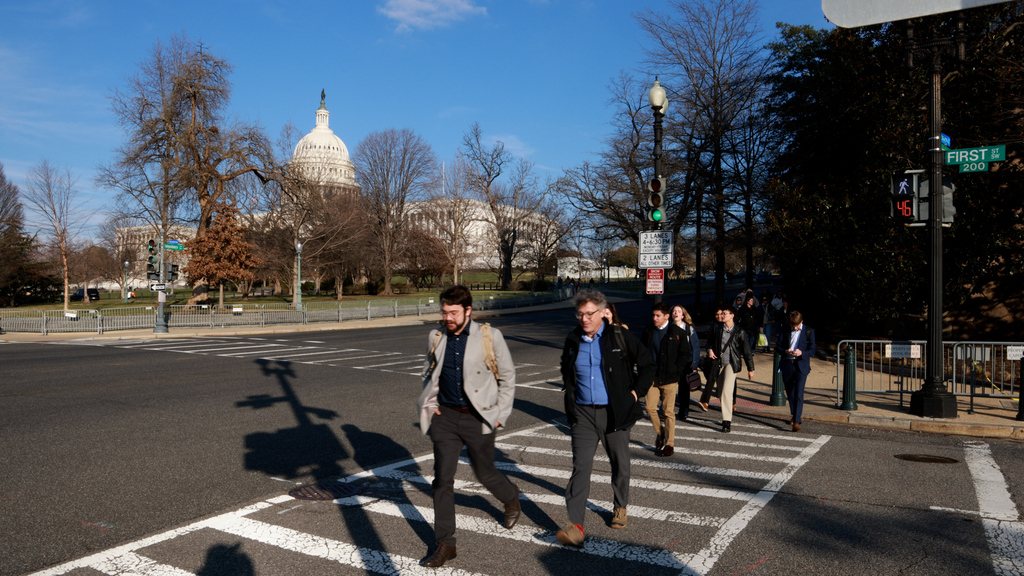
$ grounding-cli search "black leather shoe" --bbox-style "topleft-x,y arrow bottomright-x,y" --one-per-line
655,434 -> 664,450
722,421 -> 731,433
504,485 -> 521,530
658,445 -> 674,457
422,542 -> 457,567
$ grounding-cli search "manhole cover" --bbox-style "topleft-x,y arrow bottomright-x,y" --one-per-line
894,454 -> 959,464
289,482 -> 360,501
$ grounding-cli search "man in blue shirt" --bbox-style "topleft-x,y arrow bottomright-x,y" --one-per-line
556,290 -> 655,547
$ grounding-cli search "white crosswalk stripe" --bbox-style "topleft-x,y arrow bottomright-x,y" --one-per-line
27,418 -> 835,576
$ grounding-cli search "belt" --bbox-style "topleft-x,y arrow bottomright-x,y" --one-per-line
442,404 -> 472,413
578,404 -> 608,409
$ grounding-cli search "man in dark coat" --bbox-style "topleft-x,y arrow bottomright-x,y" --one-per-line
776,310 -> 816,432
555,290 -> 655,548
640,302 -> 692,457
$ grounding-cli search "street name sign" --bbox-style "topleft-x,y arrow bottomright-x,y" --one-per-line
639,230 -> 674,269
822,0 -> 1013,28
646,268 -> 664,295
944,145 -> 1006,173
164,242 -> 184,251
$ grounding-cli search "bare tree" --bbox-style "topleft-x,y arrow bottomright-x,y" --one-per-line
101,34 -> 274,302
417,157 -> 480,285
354,128 -> 436,295
636,0 -> 768,305
97,214 -> 142,299
22,160 -> 91,309
461,123 -> 545,290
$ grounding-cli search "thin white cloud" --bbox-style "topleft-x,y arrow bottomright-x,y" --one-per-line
378,0 -> 487,32
485,133 -> 535,159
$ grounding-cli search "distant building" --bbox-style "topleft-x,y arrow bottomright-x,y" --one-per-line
289,90 -> 360,196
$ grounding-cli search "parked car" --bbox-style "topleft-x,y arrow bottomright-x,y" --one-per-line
70,288 -> 100,302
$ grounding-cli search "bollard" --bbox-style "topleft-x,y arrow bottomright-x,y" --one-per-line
1017,392 -> 1023,421
770,351 -> 786,406
840,344 -> 858,411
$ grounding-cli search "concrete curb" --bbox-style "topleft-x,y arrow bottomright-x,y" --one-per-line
802,411 -> 1024,439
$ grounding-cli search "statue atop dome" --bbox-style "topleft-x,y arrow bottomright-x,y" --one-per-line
320,89 -> 325,106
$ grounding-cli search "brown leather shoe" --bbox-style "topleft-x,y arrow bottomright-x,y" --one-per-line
655,434 -> 664,451
422,542 -> 457,567
792,422 -> 801,432
556,523 -> 585,547
658,445 -> 674,457
503,485 -> 521,529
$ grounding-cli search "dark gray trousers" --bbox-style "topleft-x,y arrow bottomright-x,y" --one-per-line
430,405 -> 517,545
564,404 -> 632,527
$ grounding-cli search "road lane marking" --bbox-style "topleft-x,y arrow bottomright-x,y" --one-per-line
212,515 -> 492,576
493,442 -> 774,480
964,440 -> 1024,576
676,434 -> 832,575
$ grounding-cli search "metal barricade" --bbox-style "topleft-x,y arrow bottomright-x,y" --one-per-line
99,306 -> 157,333
0,309 -> 44,333
304,301 -> 343,324
951,342 -> 1022,408
44,309 -> 100,333
168,305 -> 213,328
836,340 -> 961,404
209,303 -> 264,328
261,303 -> 305,325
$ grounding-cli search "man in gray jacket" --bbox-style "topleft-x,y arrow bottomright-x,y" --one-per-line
416,285 -> 520,568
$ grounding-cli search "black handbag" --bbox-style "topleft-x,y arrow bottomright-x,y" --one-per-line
686,371 -> 702,392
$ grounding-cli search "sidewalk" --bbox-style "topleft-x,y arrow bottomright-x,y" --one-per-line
718,354 -> 1024,440
4,298 -> 1022,439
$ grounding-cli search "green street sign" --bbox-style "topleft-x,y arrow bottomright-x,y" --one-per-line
944,145 -> 1006,173
163,243 -> 184,251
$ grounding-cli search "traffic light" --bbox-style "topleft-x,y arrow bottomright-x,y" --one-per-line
168,264 -> 179,282
647,176 -> 666,223
891,171 -> 920,224
917,176 -> 956,226
146,239 -> 160,280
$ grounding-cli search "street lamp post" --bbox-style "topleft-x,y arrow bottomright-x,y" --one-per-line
649,78 -> 668,305
123,260 -> 130,303
295,242 -> 303,309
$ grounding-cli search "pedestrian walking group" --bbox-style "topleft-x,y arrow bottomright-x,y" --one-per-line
415,285 -> 813,565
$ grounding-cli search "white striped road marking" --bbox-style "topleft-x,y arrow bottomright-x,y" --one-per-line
449,482 -> 726,527
531,425 -> 812,453
24,500 -> 278,576
964,441 -> 1024,576
92,551 -> 195,576
636,420 -> 819,443
253,349 -> 361,359
307,352 -> 403,363
216,346 -> 322,357
492,442 -> 774,481
677,434 -> 832,576
354,358 -> 428,368
150,343 -> 286,352
211,515 -> 490,576
113,340 -> 244,349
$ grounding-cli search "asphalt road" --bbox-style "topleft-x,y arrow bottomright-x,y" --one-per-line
2,302 -> 1022,575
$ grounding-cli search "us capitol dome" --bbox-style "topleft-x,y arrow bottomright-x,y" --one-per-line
289,90 -> 359,192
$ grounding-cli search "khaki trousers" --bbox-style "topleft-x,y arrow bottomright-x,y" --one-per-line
645,382 -> 678,447
717,365 -> 738,423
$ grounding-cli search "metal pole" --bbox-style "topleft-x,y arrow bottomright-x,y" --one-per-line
909,43 -> 956,418
296,248 -> 302,309
154,236 -> 168,333
123,261 -> 129,303
653,105 -> 664,306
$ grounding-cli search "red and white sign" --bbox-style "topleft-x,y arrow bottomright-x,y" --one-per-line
646,268 -> 664,295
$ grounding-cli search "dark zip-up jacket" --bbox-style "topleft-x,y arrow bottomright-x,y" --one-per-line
707,323 -> 755,374
640,322 -> 692,385
560,321 -> 656,432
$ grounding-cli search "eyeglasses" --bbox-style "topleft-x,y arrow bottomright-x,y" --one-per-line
576,309 -> 602,320
441,310 -> 463,318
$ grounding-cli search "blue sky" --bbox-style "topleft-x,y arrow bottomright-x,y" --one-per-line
0,0 -> 831,236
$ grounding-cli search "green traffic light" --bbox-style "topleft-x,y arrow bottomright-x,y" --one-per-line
649,208 -> 663,222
